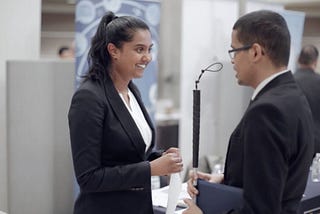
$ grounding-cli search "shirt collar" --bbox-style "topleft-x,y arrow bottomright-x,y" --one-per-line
251,69 -> 289,101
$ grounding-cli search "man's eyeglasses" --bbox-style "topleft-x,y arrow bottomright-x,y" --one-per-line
228,45 -> 252,59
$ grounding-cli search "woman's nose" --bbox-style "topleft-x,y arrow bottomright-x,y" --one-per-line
143,52 -> 152,62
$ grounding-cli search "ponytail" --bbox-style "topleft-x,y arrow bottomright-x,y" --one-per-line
87,11 -> 117,80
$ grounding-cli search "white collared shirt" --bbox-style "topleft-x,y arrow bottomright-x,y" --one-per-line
119,89 -> 152,151
251,69 -> 290,101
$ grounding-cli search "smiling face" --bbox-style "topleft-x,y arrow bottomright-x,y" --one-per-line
109,29 -> 153,81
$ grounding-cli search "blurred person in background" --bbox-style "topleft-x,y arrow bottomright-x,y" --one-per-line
58,45 -> 74,59
294,44 -> 320,155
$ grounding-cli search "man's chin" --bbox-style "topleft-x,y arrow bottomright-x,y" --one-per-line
237,79 -> 244,86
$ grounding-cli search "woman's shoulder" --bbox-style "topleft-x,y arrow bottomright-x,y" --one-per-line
72,78 -> 105,102
77,77 -> 103,92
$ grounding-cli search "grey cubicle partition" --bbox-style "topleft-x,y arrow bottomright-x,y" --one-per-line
6,60 -> 75,214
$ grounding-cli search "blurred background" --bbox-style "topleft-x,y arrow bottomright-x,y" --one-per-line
40,0 -> 320,104
1,0 -> 319,213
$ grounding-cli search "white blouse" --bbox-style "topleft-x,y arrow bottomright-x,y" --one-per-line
119,89 -> 152,151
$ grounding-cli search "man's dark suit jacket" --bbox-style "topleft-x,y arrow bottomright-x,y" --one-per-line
223,72 -> 314,214
294,68 -> 320,154
68,74 -> 161,214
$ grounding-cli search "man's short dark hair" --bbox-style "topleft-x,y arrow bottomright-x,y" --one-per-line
58,46 -> 70,56
233,10 -> 290,67
298,45 -> 319,66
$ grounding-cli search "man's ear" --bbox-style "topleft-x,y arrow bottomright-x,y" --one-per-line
250,43 -> 265,62
311,60 -> 318,70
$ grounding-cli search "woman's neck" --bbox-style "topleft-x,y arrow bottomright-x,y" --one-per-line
109,71 -> 129,94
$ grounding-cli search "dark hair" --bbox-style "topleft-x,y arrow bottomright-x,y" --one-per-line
298,45 -> 319,65
87,11 -> 150,79
233,10 -> 290,67
58,46 -> 70,56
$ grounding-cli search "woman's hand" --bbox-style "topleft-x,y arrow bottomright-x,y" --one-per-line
150,147 -> 183,176
182,198 -> 203,214
162,147 -> 180,156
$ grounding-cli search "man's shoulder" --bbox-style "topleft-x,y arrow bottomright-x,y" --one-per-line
295,69 -> 320,84
294,68 -> 317,77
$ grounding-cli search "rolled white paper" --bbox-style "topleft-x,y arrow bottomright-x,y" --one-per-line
166,173 -> 182,214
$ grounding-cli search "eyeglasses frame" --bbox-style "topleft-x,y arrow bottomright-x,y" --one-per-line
228,44 -> 252,59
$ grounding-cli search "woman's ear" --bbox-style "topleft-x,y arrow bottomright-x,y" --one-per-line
107,43 -> 119,60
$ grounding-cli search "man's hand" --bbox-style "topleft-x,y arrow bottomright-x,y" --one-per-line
187,171 -> 224,198
182,198 -> 203,214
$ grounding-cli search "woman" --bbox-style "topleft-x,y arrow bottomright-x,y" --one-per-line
68,11 -> 183,214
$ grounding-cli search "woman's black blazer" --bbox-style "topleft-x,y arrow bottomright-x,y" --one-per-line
68,74 -> 161,214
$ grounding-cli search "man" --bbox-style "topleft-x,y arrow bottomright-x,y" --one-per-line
58,45 -> 74,59
183,10 -> 314,214
294,45 -> 320,154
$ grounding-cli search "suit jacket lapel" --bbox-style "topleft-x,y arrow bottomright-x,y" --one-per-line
102,75 -> 147,159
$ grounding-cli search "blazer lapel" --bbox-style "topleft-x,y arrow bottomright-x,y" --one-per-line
128,82 -> 155,149
102,75 -> 147,159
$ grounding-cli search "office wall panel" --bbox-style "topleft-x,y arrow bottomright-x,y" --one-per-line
0,1 -> 41,211
7,60 -> 74,214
